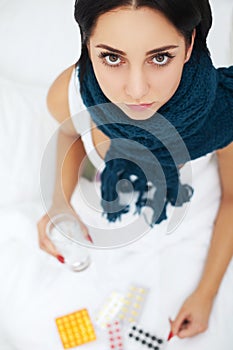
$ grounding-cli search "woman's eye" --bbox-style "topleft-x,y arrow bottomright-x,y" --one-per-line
104,54 -> 121,66
152,54 -> 170,66
98,52 -> 123,67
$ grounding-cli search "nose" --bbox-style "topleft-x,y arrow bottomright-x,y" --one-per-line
124,67 -> 149,101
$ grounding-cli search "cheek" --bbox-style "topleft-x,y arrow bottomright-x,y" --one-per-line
151,64 -> 184,102
100,76 -> 123,101
91,62 -> 124,102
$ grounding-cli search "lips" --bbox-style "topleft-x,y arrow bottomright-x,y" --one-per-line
125,103 -> 154,111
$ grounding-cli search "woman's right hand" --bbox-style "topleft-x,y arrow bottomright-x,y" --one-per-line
37,205 -> 91,261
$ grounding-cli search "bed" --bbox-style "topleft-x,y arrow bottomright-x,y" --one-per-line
0,0 -> 232,349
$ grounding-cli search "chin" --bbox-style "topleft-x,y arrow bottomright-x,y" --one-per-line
126,111 -> 156,120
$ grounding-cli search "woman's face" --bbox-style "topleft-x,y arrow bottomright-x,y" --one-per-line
88,6 -> 195,120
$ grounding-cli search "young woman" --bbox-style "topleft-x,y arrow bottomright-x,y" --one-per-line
37,0 -> 233,347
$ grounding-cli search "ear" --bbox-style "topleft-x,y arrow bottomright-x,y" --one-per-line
184,29 -> 196,63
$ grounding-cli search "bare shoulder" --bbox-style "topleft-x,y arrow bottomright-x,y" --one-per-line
216,142 -> 233,158
47,64 -> 78,135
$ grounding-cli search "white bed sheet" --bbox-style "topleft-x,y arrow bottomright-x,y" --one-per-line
0,154 -> 233,350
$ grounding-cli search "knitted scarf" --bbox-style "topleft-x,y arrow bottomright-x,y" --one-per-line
77,49 -> 233,226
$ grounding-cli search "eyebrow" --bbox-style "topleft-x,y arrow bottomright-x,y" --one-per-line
95,44 -> 179,56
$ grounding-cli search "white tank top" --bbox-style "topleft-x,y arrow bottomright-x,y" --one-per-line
68,67 -> 104,170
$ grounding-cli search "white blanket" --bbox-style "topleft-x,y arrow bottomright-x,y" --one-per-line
0,154 -> 233,350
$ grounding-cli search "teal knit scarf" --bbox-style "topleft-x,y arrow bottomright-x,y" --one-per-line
77,49 -> 233,226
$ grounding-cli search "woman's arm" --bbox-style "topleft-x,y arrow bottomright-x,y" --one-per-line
37,65 -> 89,258
47,64 -> 86,207
51,129 -> 86,208
195,142 -> 233,298
172,142 -> 233,338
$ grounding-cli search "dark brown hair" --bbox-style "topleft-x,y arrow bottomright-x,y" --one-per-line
74,0 -> 212,80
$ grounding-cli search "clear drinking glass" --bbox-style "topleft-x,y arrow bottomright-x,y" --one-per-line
46,213 -> 91,272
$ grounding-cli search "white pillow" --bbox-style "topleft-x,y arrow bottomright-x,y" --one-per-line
0,0 -> 81,86
208,0 -> 233,66
0,0 -> 82,206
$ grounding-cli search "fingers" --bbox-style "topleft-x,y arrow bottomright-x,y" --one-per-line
171,309 -> 189,336
171,311 -> 207,338
37,209 -> 93,262
176,319 -> 192,338
69,208 -> 93,243
177,321 -> 207,338
167,319 -> 174,341
79,221 -> 93,243
37,215 -> 61,258
171,309 -> 194,338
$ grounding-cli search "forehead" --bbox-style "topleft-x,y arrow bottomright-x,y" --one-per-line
90,7 -> 184,50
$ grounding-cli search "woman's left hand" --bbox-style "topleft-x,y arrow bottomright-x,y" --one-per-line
170,290 -> 215,338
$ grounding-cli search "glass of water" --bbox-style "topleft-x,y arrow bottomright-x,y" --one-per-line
46,213 -> 91,272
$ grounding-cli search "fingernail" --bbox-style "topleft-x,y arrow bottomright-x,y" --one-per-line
167,330 -> 174,341
86,234 -> 93,243
57,255 -> 65,264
